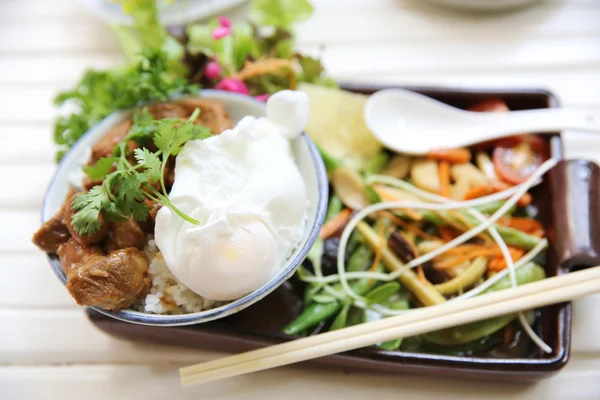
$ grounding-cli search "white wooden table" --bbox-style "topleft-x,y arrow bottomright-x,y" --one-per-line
2,0 -> 600,398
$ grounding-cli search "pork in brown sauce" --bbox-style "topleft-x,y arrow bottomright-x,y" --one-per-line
63,192 -> 108,246
147,102 -> 189,119
138,200 -> 162,233
66,248 -> 150,311
34,99 -> 234,311
90,120 -> 133,164
104,219 -> 146,253
32,206 -> 71,253
57,238 -> 102,275
178,98 -> 233,133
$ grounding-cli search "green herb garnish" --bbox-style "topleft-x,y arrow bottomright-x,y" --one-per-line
70,109 -> 210,237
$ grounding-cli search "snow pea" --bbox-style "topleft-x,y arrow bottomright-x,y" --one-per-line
325,195 -> 343,222
423,263 -> 545,345
282,244 -> 378,335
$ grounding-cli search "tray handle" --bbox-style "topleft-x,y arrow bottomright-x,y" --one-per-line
549,159 -> 600,269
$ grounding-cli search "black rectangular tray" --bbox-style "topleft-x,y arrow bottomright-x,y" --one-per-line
88,85 -> 600,381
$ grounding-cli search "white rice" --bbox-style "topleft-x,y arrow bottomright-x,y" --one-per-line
134,238 -> 223,314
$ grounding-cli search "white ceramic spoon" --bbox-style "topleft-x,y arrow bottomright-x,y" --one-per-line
364,88 -> 600,154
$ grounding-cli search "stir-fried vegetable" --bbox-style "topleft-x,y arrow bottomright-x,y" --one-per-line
286,91 -> 554,358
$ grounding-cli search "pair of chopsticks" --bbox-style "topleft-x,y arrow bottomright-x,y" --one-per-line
180,265 -> 600,387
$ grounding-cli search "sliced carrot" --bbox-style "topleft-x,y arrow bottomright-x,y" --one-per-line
487,247 -> 526,272
435,211 -> 492,244
497,217 -> 543,235
320,208 -> 352,239
490,181 -> 532,207
460,181 -> 531,207
531,228 -> 545,237
463,185 -> 492,201
374,186 -> 423,221
426,148 -> 471,164
438,161 -> 451,198
438,226 -> 457,242
435,249 -> 502,269
380,212 -> 439,241
487,257 -> 504,271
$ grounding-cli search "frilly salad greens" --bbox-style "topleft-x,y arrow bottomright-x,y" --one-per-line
53,0 -> 334,161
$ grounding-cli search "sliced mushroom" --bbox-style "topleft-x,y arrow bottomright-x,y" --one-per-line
331,166 -> 371,210
381,154 -> 411,179
450,163 -> 488,188
476,152 -> 498,181
410,159 -> 440,193
449,177 -> 470,200
388,231 -> 447,284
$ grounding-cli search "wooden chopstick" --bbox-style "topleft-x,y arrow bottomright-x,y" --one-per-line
180,266 -> 600,386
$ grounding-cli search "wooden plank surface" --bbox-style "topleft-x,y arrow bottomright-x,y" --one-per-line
2,357 -> 600,400
1,0 -> 600,398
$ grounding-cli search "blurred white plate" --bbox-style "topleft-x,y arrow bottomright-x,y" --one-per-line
424,0 -> 543,12
80,0 -> 249,25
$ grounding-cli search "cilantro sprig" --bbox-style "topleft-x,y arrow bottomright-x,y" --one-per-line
70,109 -> 210,237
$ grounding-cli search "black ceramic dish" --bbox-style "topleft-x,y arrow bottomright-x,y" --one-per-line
87,85 -> 600,381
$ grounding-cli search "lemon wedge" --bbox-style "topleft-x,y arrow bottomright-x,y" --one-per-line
299,83 -> 382,171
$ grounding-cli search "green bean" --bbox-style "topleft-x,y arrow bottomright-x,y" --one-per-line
356,221 -> 446,306
325,195 -> 343,222
474,200 -> 516,216
283,273 -> 379,335
486,262 -> 546,293
347,245 -> 373,272
419,209 -> 542,251
459,213 -> 541,250
303,284 -> 314,310
283,244 -> 377,335
423,314 -> 516,346
346,230 -> 362,255
492,225 -> 541,250
434,257 -> 488,295
346,307 -> 365,327
283,302 -> 342,335
367,296 -> 409,350
423,263 -> 546,345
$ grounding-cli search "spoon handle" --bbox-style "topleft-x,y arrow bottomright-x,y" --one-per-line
481,108 -> 600,139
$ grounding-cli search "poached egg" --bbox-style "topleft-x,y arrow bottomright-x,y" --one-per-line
154,90 -> 310,301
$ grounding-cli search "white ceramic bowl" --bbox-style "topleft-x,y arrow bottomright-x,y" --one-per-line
79,0 -> 249,25
42,90 -> 328,326
424,0 -> 543,12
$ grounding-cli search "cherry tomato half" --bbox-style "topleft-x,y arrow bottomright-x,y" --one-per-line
492,135 -> 549,185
